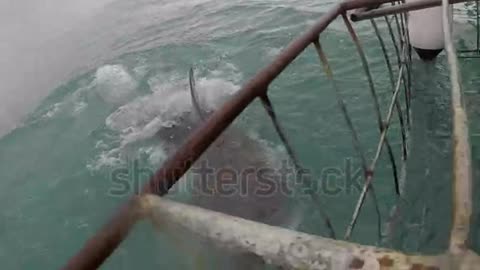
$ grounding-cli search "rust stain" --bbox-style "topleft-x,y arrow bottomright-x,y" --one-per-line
349,257 -> 364,269
410,264 -> 423,270
410,264 -> 439,270
457,240 -> 468,251
378,255 -> 394,267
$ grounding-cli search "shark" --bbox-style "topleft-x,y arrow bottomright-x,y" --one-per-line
153,68 -> 301,270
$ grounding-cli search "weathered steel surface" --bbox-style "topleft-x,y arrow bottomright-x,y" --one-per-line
441,0 -> 473,255
142,195 -> 480,270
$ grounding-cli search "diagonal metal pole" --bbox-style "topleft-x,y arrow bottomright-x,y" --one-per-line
260,94 -> 337,239
312,39 -> 382,242
371,18 -> 408,182
342,13 -> 405,239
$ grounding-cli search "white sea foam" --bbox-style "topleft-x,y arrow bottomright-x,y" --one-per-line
41,102 -> 63,119
264,47 -> 283,60
89,64 -> 242,171
93,64 -> 138,105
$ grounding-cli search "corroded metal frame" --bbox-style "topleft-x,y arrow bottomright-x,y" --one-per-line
61,0 -> 478,269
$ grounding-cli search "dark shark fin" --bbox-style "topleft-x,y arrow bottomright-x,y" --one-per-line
189,67 -> 207,121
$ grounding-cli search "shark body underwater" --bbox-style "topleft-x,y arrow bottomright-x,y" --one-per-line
153,69 -> 301,269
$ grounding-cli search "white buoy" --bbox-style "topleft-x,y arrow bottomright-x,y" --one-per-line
407,1 -> 453,60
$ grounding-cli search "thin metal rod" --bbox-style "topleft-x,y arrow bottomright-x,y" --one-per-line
260,94 -> 337,239
387,12 -> 412,128
371,18 -> 408,184
372,64 -> 405,171
312,39 -> 383,242
345,64 -> 405,242
314,38 -> 382,242
312,40 -> 369,173
342,14 -> 399,182
401,0 -> 413,129
260,95 -> 301,170
345,38 -> 408,239
385,15 -> 402,67
391,1 -> 413,131
350,0 -> 470,21
343,13 -> 406,240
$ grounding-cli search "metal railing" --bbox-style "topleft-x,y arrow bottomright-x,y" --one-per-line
61,0 -> 478,269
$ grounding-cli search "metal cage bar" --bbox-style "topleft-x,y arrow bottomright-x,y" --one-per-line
442,0 -> 474,254
61,0 -> 478,269
341,12 -> 403,241
259,94 -> 337,238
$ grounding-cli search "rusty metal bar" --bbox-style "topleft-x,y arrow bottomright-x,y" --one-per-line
312,40 -> 369,174
312,39 -> 382,242
371,17 -> 408,189
392,2 -> 405,53
385,10 -> 412,128
259,94 -> 337,239
345,40 -> 408,244
372,62 -> 405,173
343,13 -> 402,240
61,4 -> 342,269
392,7 -> 412,129
61,0 -> 479,268
260,94 -> 301,170
387,2 -> 412,134
400,0 -> 413,129
342,13 -> 400,189
385,15 -> 401,68
350,0 -> 470,21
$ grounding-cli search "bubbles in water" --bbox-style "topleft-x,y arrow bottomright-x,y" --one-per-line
93,64 -> 138,105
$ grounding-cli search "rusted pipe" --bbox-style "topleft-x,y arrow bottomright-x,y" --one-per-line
61,4 -> 341,270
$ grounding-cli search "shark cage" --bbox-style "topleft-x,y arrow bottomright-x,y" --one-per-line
62,0 -> 480,269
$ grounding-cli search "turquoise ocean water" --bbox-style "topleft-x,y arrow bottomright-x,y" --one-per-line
0,0 -> 479,269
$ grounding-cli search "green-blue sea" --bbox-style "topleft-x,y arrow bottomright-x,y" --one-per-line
0,0 -> 479,269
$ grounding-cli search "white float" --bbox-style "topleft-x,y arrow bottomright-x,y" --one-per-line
407,0 -> 453,60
